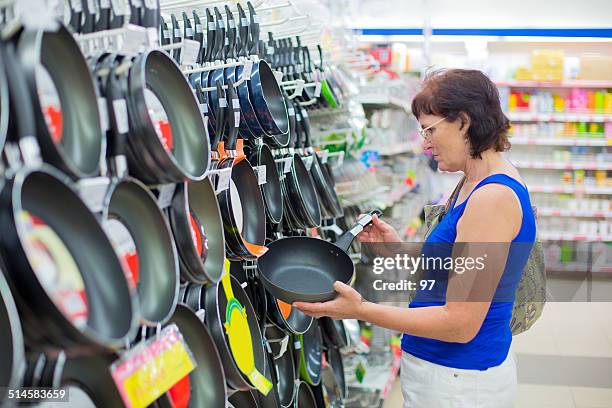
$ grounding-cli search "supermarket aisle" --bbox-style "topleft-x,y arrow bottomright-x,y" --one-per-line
383,301 -> 612,408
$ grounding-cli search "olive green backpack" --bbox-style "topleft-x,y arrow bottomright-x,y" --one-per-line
423,176 -> 546,335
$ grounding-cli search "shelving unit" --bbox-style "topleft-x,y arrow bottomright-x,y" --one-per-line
511,137 -> 610,147
507,112 -> 612,122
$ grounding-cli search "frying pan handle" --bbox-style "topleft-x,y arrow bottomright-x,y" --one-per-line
160,16 -> 171,46
225,5 -> 237,60
316,44 -> 324,71
96,0 -> 112,31
105,60 -> 130,169
68,0 -> 83,33
299,106 -> 312,149
247,1 -> 260,56
142,0 -> 159,29
225,78 -> 240,151
110,0 -> 127,29
204,8 -> 215,63
334,210 -> 383,252
213,7 -> 226,62
214,79 -> 226,152
170,14 -> 182,62
303,46 -> 313,74
193,11 -> 204,64
182,11 -> 193,40
293,101 -> 303,149
236,3 -> 249,58
129,0 -> 143,26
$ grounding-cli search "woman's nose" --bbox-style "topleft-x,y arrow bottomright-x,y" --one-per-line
422,137 -> 432,151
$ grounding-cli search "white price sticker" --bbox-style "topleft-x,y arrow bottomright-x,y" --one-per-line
185,27 -> 193,37
214,168 -> 232,194
218,20 -> 225,29
208,21 -> 216,31
72,0 -> 83,12
219,98 -> 227,108
255,165 -> 267,185
319,150 -> 329,164
174,29 -> 181,38
87,0 -> 95,12
195,24 -> 203,33
294,341 -> 301,350
111,0 -> 126,15
241,17 -> 249,27
180,39 -> 200,65
241,60 -> 253,80
288,107 -> 295,117
112,99 -> 130,134
98,97 -> 109,132
157,183 -> 177,209
200,103 -> 208,114
100,0 -> 110,8
234,112 -> 241,127
253,15 -> 260,24
77,177 -> 110,213
267,46 -> 275,55
232,99 -> 241,109
304,155 -> 314,171
229,20 -> 236,29
314,81 -> 322,98
195,309 -> 205,322
143,0 -> 156,8
163,29 -> 171,38
283,157 -> 292,174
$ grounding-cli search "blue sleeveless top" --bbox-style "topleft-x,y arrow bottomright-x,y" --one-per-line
401,174 -> 536,370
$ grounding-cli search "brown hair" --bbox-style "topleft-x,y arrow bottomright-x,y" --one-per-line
411,69 -> 511,158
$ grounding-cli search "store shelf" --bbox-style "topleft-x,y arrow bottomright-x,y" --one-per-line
507,112 -> 612,122
496,80 -> 612,88
537,208 -> 612,218
356,95 -> 412,115
539,232 -> 612,241
529,185 -> 612,195
377,144 -> 414,156
510,137 -> 610,147
513,161 -> 612,171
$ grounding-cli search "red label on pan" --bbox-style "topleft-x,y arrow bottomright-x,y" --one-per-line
104,218 -> 140,289
168,375 -> 191,408
189,212 -> 203,256
44,106 -> 63,144
157,120 -> 173,152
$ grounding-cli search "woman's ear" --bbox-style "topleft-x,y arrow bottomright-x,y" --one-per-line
458,112 -> 471,133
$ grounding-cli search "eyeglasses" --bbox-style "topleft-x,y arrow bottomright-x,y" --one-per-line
418,117 -> 446,140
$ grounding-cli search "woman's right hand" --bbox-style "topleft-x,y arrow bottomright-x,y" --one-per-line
358,214 -> 401,243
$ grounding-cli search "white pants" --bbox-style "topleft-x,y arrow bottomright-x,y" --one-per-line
400,352 -> 517,408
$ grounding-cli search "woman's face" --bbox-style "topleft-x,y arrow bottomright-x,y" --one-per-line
419,113 -> 470,172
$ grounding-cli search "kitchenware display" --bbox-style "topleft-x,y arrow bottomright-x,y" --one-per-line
39,351 -> 66,389
164,305 -> 227,408
0,41 -> 137,351
313,364 -> 343,408
320,317 -> 349,349
22,353 -> 46,388
17,22 -> 104,179
95,53 -> 179,326
229,390 -> 261,407
205,269 -> 269,392
257,349 -> 282,408
326,344 -> 347,400
0,260 -> 25,405
295,381 -> 317,408
264,325 -> 297,407
298,319 -> 323,386
257,211 -> 381,304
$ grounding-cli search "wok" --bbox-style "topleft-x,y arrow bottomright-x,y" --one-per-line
257,211 -> 380,304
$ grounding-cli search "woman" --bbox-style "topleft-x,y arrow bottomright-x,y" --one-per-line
293,69 -> 536,407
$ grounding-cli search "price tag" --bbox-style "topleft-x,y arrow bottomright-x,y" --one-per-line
98,98 -> 109,132
304,155 -> 314,171
185,27 -> 193,37
195,309 -> 205,322
287,107 -> 295,117
72,0 -> 83,12
234,112 -> 241,127
255,165 -> 267,185
318,150 -> 329,164
113,99 -> 130,134
296,113 -> 302,122
110,325 -> 196,408
77,177 -> 110,213
121,25 -> 147,54
219,98 -> 227,108
218,20 -> 225,29
294,340 -> 301,350
195,24 -> 203,33
111,0 -> 126,15
174,29 -> 181,38
199,103 -> 208,114
157,183 -> 177,209
100,0 -> 110,8
283,158 -> 292,174
208,21 -> 216,31
212,168 -> 232,194
143,0 -> 156,7
314,81 -> 322,98
229,20 -> 236,29
224,37 -> 229,46
87,0 -> 95,13
253,15 -> 260,24
241,17 -> 249,27
180,39 -> 200,65
232,99 -> 241,109
163,29 -> 171,39
241,60 -> 253,80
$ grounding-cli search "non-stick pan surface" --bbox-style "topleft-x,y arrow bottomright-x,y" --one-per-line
17,22 -> 103,179
295,381 -> 317,408
299,320 -> 322,386
166,305 -> 227,407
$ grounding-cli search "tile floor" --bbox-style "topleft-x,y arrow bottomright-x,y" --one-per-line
382,291 -> 612,407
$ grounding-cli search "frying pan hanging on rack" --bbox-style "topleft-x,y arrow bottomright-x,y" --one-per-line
257,211 -> 381,304
0,42 -> 137,351
295,381 -> 317,407
17,22 -> 104,180
244,139 -> 283,226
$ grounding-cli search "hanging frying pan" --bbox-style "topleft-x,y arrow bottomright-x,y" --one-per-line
298,104 -> 343,218
244,139 -> 283,225
94,53 -> 179,327
298,320 -> 322,386
22,353 -> 46,389
257,211 -> 380,304
0,260 -> 25,406
169,180 -> 225,284
312,364 -> 343,408
205,271 -> 269,393
229,390 -> 260,408
257,350 -> 282,408
0,35 -> 7,154
264,325 -> 298,407
206,7 -> 227,130
0,42 -> 137,351
243,3 -> 289,137
214,79 -> 267,260
96,0 -> 112,31
326,345 -> 347,400
165,305 -> 227,408
266,292 -> 312,335
124,49 -> 210,184
17,22 -> 104,179
320,317 -> 348,349
295,381 -> 317,408
39,351 -> 66,389
229,260 -> 267,334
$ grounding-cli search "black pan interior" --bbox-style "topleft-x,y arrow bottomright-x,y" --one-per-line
258,237 -> 352,296
139,51 -> 209,179
187,178 -> 225,282
291,154 -> 321,227
62,354 -> 124,406
107,179 -> 178,325
255,61 -> 289,135
231,158 -> 266,247
19,170 -> 135,342
258,144 -> 283,223
301,320 -> 322,386
228,390 -> 259,407
296,381 -> 316,408
32,24 -> 103,176
0,267 -> 25,400
168,305 -> 227,407
275,343 -> 297,407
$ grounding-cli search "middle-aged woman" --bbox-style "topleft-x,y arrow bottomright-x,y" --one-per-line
294,69 -> 536,408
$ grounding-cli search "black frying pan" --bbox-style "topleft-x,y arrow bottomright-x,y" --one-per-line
257,211 -> 380,304
229,390 -> 260,407
320,317 -> 348,349
0,260 -> 25,405
169,180 -> 225,284
0,37 -> 7,154
257,350 -> 282,408
326,345 -> 347,400
244,139 -> 283,225
298,319 -> 322,386
125,49 -> 210,183
0,42 -> 137,351
17,22 -> 104,180
295,381 -> 317,408
165,305 -> 227,407
264,325 -> 297,407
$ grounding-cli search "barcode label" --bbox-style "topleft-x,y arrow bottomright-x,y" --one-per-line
113,99 -> 129,134
157,184 -> 177,209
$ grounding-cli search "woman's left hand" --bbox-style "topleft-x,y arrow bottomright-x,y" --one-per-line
293,281 -> 365,320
